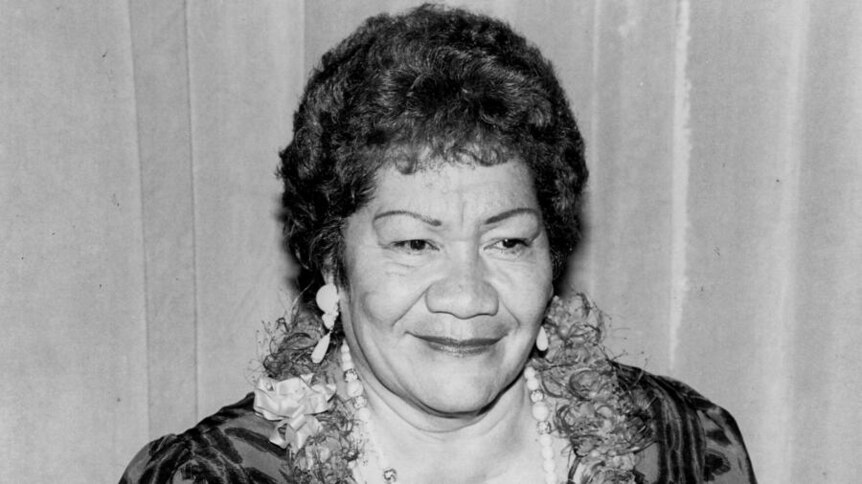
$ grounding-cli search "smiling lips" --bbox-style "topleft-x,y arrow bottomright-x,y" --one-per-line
416,335 -> 501,357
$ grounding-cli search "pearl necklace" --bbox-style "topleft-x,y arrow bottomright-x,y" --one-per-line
339,343 -> 558,484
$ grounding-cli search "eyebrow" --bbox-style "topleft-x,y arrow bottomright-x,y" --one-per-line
373,210 -> 442,226
484,208 -> 541,225
372,207 -> 540,226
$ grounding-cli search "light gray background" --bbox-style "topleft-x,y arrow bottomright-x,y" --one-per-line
2,0 -> 861,482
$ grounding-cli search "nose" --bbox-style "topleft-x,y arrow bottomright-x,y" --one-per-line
425,249 -> 499,319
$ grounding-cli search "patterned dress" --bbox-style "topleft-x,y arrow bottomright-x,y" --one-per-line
121,366 -> 756,483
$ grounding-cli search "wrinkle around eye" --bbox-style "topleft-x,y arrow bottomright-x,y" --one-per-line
485,238 -> 531,258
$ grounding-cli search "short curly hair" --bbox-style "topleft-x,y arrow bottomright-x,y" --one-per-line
278,4 -> 588,307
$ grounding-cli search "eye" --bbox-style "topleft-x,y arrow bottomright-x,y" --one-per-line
498,239 -> 527,249
489,238 -> 529,256
391,239 -> 437,254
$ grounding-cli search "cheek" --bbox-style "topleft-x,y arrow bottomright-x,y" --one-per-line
502,275 -> 552,324
495,246 -> 553,300
343,256 -> 428,332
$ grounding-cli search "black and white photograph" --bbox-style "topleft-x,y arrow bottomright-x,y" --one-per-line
2,1 -> 860,482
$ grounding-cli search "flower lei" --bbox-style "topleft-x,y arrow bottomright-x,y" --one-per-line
256,294 -> 654,484
536,294 -> 653,483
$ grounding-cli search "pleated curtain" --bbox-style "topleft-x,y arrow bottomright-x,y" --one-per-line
2,1 -> 860,482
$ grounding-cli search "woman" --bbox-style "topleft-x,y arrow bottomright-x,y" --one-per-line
122,5 -> 755,483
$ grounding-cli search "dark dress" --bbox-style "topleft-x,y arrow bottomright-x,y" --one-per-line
121,367 -> 756,483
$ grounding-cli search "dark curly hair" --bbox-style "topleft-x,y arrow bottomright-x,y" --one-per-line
278,4 -> 588,309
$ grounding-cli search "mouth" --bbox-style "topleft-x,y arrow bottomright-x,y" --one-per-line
415,335 -> 501,357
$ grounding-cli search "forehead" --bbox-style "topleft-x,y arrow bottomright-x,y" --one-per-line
367,159 -> 539,218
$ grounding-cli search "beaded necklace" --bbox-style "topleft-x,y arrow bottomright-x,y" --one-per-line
257,294 -> 651,484
339,343 -> 560,484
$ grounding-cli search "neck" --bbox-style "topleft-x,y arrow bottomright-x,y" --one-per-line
346,355 -> 550,483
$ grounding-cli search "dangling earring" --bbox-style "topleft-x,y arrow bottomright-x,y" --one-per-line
311,283 -> 339,363
535,325 -> 549,352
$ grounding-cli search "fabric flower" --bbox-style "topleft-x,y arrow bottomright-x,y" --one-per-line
253,373 -> 336,453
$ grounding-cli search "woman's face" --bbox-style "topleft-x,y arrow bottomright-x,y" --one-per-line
335,159 -> 554,416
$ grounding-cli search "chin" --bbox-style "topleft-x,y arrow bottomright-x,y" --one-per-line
409,371 -> 515,416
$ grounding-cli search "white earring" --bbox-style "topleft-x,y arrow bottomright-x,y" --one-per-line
311,284 -> 339,363
535,326 -> 549,352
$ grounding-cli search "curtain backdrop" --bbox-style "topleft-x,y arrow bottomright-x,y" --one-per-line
2,1 -> 860,482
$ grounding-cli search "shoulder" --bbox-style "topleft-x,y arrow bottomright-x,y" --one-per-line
614,364 -> 758,483
120,394 -> 287,484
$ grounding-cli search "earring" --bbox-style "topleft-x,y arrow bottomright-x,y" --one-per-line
311,284 -> 339,363
535,326 -> 549,352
